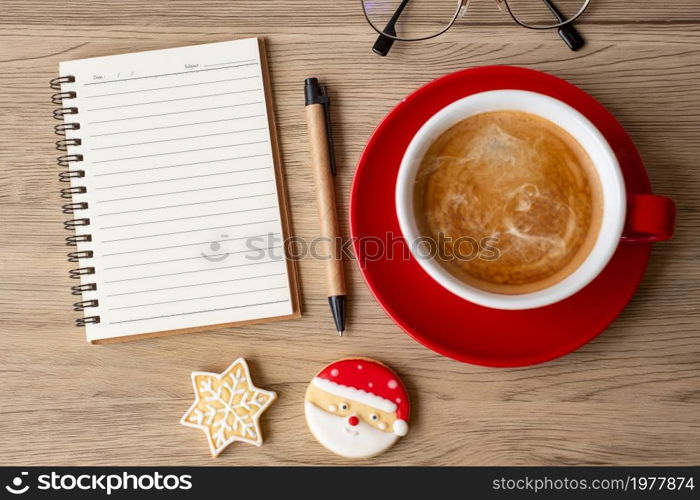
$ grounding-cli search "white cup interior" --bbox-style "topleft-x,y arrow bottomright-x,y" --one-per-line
396,90 -> 626,310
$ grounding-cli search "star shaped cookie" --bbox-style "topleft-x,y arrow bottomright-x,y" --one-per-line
180,358 -> 276,457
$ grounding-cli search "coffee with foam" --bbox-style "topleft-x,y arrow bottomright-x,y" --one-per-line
413,110 -> 603,295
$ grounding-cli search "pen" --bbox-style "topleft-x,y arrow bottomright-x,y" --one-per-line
304,77 -> 347,336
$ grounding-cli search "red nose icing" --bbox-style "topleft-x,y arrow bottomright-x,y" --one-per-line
348,416 -> 359,426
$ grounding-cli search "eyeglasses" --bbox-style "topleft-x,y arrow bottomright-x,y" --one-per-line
362,0 -> 591,56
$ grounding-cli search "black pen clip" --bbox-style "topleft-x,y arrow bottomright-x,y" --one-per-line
319,86 -> 337,176
305,77 -> 337,176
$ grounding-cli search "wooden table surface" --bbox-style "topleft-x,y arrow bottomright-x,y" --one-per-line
1,1 -> 699,466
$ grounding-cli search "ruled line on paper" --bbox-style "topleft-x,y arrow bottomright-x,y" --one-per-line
95,167 -> 271,190
109,300 -> 288,325
109,286 -> 288,311
106,272 -> 286,297
101,232 -> 280,257
94,153 -> 271,176
87,102 -> 262,124
105,259 -> 280,283
91,127 -> 267,150
103,245 -> 283,270
85,75 -> 260,99
99,206 -> 277,230
101,219 -> 278,243
97,192 -> 276,216
84,60 -> 259,86
85,89 -> 262,112
96,179 -> 274,203
204,61 -> 249,68
92,140 -> 268,164
106,253 -> 229,270
89,115 -> 265,138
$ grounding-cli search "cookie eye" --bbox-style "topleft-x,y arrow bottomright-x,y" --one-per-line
339,403 -> 348,411
370,413 -> 379,421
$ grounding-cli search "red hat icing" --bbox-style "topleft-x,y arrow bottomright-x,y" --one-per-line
314,359 -> 410,427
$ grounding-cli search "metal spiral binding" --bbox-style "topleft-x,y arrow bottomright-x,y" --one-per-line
61,186 -> 86,199
57,154 -> 83,167
52,91 -> 76,105
64,218 -> 90,230
56,138 -> 82,151
52,75 -> 100,327
69,267 -> 95,279
62,202 -> 88,214
76,317 -> 100,326
50,75 -> 75,90
65,234 -> 92,246
74,299 -> 99,312
71,283 -> 96,296
55,123 -> 80,136
59,170 -> 85,182
53,107 -> 79,120
67,251 -> 94,262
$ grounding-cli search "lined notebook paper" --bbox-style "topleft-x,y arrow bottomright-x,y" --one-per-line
55,38 -> 299,343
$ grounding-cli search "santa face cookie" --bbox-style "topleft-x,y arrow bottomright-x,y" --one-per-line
304,358 -> 409,458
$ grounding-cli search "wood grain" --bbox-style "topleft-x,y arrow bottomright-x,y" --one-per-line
0,0 -> 699,465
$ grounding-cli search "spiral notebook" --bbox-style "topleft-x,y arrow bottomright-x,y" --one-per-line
52,38 -> 300,343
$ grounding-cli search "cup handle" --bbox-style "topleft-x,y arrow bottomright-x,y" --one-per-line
621,193 -> 676,242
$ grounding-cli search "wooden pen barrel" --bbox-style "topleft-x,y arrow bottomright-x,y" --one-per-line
305,103 -> 347,297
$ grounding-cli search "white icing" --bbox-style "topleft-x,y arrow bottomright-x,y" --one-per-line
387,379 -> 398,389
305,401 -> 398,458
328,404 -> 337,412
378,422 -> 387,431
180,358 -> 276,456
330,368 -> 339,376
312,377 -> 397,413
393,419 -> 408,437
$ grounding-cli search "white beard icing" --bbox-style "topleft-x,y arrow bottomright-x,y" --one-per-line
305,401 -> 399,458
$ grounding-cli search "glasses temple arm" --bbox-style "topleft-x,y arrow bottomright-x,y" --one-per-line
372,0 -> 411,56
542,0 -> 584,51
542,0 -> 566,21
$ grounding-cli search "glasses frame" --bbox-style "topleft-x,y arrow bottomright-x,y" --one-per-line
361,0 -> 592,42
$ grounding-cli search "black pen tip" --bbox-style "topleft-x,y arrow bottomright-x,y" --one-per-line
328,295 -> 346,335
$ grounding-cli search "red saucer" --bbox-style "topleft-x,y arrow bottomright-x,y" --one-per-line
349,66 -> 652,367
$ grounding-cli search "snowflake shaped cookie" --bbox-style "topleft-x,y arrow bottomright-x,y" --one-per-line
180,358 -> 276,457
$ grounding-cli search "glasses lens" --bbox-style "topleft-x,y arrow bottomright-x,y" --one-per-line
504,0 -> 589,28
362,0 -> 461,41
